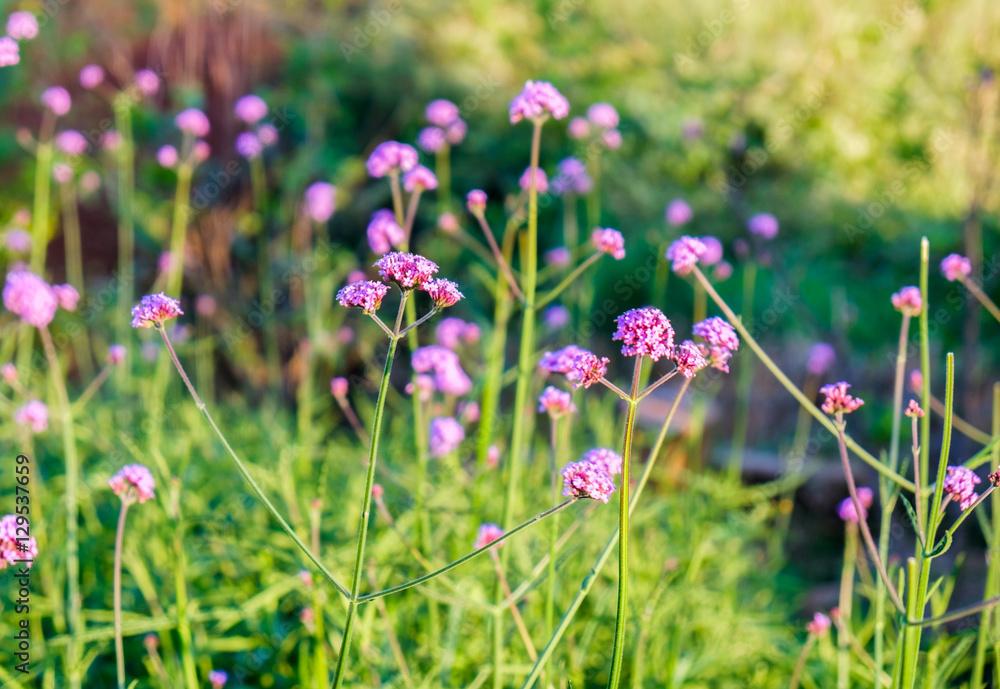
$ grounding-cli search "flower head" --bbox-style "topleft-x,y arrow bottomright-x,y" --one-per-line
560,459 -> 615,503
748,213 -> 779,239
538,386 -> 576,417
698,236 -> 723,266
330,377 -> 349,398
820,382 -> 864,415
587,102 -> 619,129
41,86 -> 71,116
891,286 -> 922,316
466,189 -> 488,215
257,123 -> 278,146
509,80 -> 570,124
435,317 -> 471,349
367,141 -> 418,178
174,108 -> 210,137
538,345 -> 587,374
429,417 -> 465,457
613,307 -> 675,361
426,99 -> 460,127
909,369 -> 923,394
807,343 -> 836,376
592,227 -> 626,260
366,209 -> 405,254
304,182 -> 336,223
131,293 -> 183,328
135,69 -> 160,96
837,487 -> 873,522
905,399 -> 924,418
666,236 -> 706,275
565,350 -> 609,389
519,166 -> 548,194
714,261 -> 734,281
0,37 -> 19,67
108,464 -> 156,504
7,12 -> 38,40
0,515 -> 38,569
403,165 -> 439,192
108,344 -> 126,365
941,254 -> 972,282
568,117 -> 590,139
3,270 -> 58,328
665,199 -> 693,227
474,523 -> 504,550
55,130 -> 88,155
544,246 -> 572,267
602,129 -> 622,149
376,252 -> 439,290
693,317 -> 739,352
412,346 -> 472,395
53,162 -> 73,184
438,212 -> 459,233
234,94 -> 268,124
2,363 -> 17,383
551,157 -> 592,195
581,447 -> 623,476
943,466 -> 981,511
445,118 -> 467,145
806,613 -> 831,636
544,305 -> 570,329
208,670 -> 228,689
53,284 -> 79,311
79,64 -> 104,89
417,126 -> 447,154
14,400 -> 48,433
235,132 -> 263,159
672,340 -> 708,378
5,228 -> 31,253
421,278 -> 464,308
337,281 -> 389,314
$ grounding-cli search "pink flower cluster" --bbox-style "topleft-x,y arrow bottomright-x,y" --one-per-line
891,286 -> 922,315
435,317 -> 480,349
806,612 -> 831,636
672,341 -> 708,378
336,281 -> 390,314
131,293 -> 183,328
367,141 -> 418,178
519,167 -> 548,194
592,228 -> 626,260
905,399 -> 924,418
466,189 -> 488,215
41,86 -> 71,116
0,514 -> 38,570
747,213 -> 779,239
304,182 -> 337,223
175,108 -> 210,137
421,279 -> 464,308
3,270 -> 58,328
509,80 -> 570,124
551,157 -> 592,195
692,317 -> 740,372
234,94 -> 268,124
418,99 -> 467,152
940,253 -> 971,282
429,416 -> 465,457
403,165 -> 439,192
820,382 -> 864,415
807,343 -> 836,376
560,450 -> 618,503
837,486 -> 873,522
580,448 -> 623,476
376,252 -> 439,290
474,523 -> 504,550
14,400 -> 48,433
366,209 -> 405,254
666,236 -> 707,275
108,464 -> 156,504
538,386 -> 575,417
666,199 -> 693,227
943,466 -> 981,511
613,307 -> 675,361
565,350 -> 610,389
568,102 -> 622,149
412,345 -> 473,396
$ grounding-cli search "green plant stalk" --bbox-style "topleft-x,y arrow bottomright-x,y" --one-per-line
889,313 -> 912,472
60,180 -> 85,296
311,510 -> 328,689
331,298 -> 403,689
960,277 -> 1000,324
40,327 -> 81,689
563,192 -> 578,252
873,485 -> 896,679
520,379 -> 691,689
727,261 -> 757,481
157,326 -> 350,597
113,501 -> 130,689
837,523 -> 857,689
251,155 -> 281,390
437,146 -> 451,214
166,163 -> 194,297
919,239 -> 931,500
173,516 -> 199,689
31,111 -> 56,273
788,634 -> 817,689
115,101 -> 136,374
544,415 -> 560,688
586,151 -> 601,230
534,252 -> 602,310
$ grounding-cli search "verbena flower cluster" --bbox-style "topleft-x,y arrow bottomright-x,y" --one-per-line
0,514 -> 38,569
108,464 -> 156,504
943,466 -> 980,512
837,486 -> 874,522
820,381 -> 864,415
131,293 -> 183,328
560,448 -> 622,503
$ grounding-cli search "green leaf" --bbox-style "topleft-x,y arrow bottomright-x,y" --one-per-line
926,531 -> 952,558
899,493 -> 925,548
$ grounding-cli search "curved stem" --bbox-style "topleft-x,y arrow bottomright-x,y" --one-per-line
474,213 -> 524,301
788,634 -> 817,689
889,313 -> 911,472
402,189 -> 423,248
961,276 -> 1000,324
166,163 -> 193,296
535,252 -> 602,310
837,524 -> 857,689
113,501 -> 130,689
728,261 -> 757,481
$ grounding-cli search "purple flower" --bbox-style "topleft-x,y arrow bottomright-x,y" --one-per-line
519,167 -> 549,194
538,386 -> 576,417
53,284 -> 79,311
560,459 -> 615,503
412,346 -> 472,395
436,317 -> 470,349
304,182 -> 336,223
672,341 -> 708,378
538,345 -> 587,374
193,140 -> 211,162
108,344 -> 127,365
367,141 -> 418,178
474,523 -> 504,550
421,278 -> 464,308
109,464 -> 156,504
418,126 -> 447,153
581,447 -> 623,476
406,374 -> 435,401
209,670 -> 228,689
747,213 -> 779,240
693,317 -> 739,352
0,514 -> 38,569
509,80 -> 570,124
130,293 -> 183,328
235,132 -> 263,159
941,254 -> 972,282
41,87 -> 71,116
55,130 -> 88,156
331,377 -> 349,397
257,123 -> 278,146
466,189 -> 488,215
174,108 -> 210,137
837,487 -> 873,522
234,94 -> 268,124
5,229 -> 31,254
566,350 -> 609,389
699,236 -> 723,265
366,209 -> 405,254
53,163 -> 73,184
682,117 -> 704,140
429,417 -> 465,457
909,369 -> 923,394
2,363 -> 18,383
806,613 -> 831,636
438,212 -> 459,233
944,466 -> 981,511
0,37 -> 19,67
426,99 -> 460,127
336,281 -> 389,314
3,270 -> 58,328
665,199 -> 693,227
14,400 -> 48,433
376,252 -> 439,290
551,157 -> 592,195
905,400 -> 925,418
614,307 -> 675,361
587,102 -> 619,129
134,69 -> 160,96
544,246 -> 572,267
592,228 -> 626,260
666,236 -> 707,275
101,131 -> 122,150
602,129 -> 622,149
891,286 -> 922,316
7,12 -> 38,40
543,305 -> 571,329
806,343 -> 836,376
79,64 -> 104,89
820,382 -> 864,415
403,165 -> 438,192
445,119 -> 467,145
568,117 -> 590,139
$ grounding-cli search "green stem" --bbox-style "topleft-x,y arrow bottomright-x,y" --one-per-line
437,146 -> 451,214
961,276 -> 1000,324
252,155 -> 281,390
173,511 -> 199,689
889,313 -> 912,472
60,181 -> 84,295
972,384 -> 1000,688
31,111 -> 55,273
544,416 -> 560,687
727,261 -> 757,481
535,252 -> 602,310
115,101 -> 135,373
113,501 -> 129,689
788,635 -> 817,689
919,239 -> 932,509
837,524 -> 857,689
166,163 -> 193,296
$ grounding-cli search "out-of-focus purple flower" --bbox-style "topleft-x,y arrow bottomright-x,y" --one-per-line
257,124 -> 278,146
487,445 -> 501,467
509,80 -> 570,124
79,170 -> 100,195
109,464 -> 156,504
461,400 -> 480,424
337,326 -> 354,344
837,487 -> 873,522
3,270 -> 58,328
941,254 -> 972,282
376,252 -> 439,290
566,350 -> 609,389
538,386 -> 575,417
682,117 -> 704,140
905,400 -> 925,418
560,458 -> 615,503
107,344 -> 126,365
733,237 -> 749,257
519,167 -> 549,194
157,145 -> 178,168
820,382 -> 864,415
474,523 -> 504,550
0,514 -> 38,569
551,157 -> 592,195
1,363 -> 17,383
130,293 -> 183,328
665,199 -> 693,227
672,340 -> 708,378
412,346 -> 472,395
592,227 -> 625,260
53,284 -> 79,311
543,305 -> 571,329
235,132 -> 262,159
175,108 -> 210,137
303,182 -> 336,223
909,369 -> 923,393
426,99 -> 460,127
234,94 -> 268,124
581,447 -> 622,476
41,87 -> 71,116
194,294 -> 217,317
713,261 -> 733,281
192,140 -> 211,162
614,307 -> 675,361
337,281 -> 389,314
462,323 -> 481,344
693,317 -> 739,352
602,129 -> 622,149
438,212 -> 459,233
429,417 -> 465,457
944,466 -> 981,511
403,165 -> 439,192
0,37 -> 19,67
14,400 -> 48,433
568,117 -> 590,139
804,343 -> 835,376
421,278 -> 464,308
7,12 -> 38,40
587,102 -> 619,129
445,119 -> 467,145
699,236 -> 723,266
367,141 -> 418,178
466,189 -> 487,215
666,236 -> 706,276
5,229 -> 31,253
418,126 -> 447,153
406,375 -> 435,401
891,286 -> 922,316
436,317 -> 470,349
346,270 -> 366,284
208,670 -> 228,689
330,377 -> 349,397
747,213 -> 779,240
52,163 -> 73,184
538,345 -> 587,374
134,69 -> 160,96
544,246 -> 572,267
79,64 -> 104,89
806,613 -> 831,636
101,130 -> 122,150
366,209 -> 405,254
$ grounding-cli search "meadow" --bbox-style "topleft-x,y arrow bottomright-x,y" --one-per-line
1,1 -> 1000,688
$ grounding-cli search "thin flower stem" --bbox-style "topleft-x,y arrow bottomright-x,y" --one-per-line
115,102 -> 135,371
113,501 -> 130,689
940,486 -> 995,545
971,384 -> 1000,688
837,523 -> 857,689
637,369 -> 679,402
491,551 -> 538,661
166,162 -> 193,296
30,110 -> 55,273
834,418 -> 905,613
475,213 -> 525,301
911,416 -> 925,546
961,436 -> 1000,472
544,415 -> 559,687
521,379 -> 692,689
359,498 -> 578,603
366,563 -> 414,688
402,189 -> 423,248
889,313 -> 911,472
961,276 -> 1000,324
335,397 -> 370,447
788,634 -> 817,689
156,327 -> 351,599
389,172 -> 405,227
690,266 -> 915,492
71,364 -> 113,414
534,252 -> 602,310
598,377 -> 631,399
918,239 -> 932,509
397,307 -> 438,337
906,592 -> 1000,627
